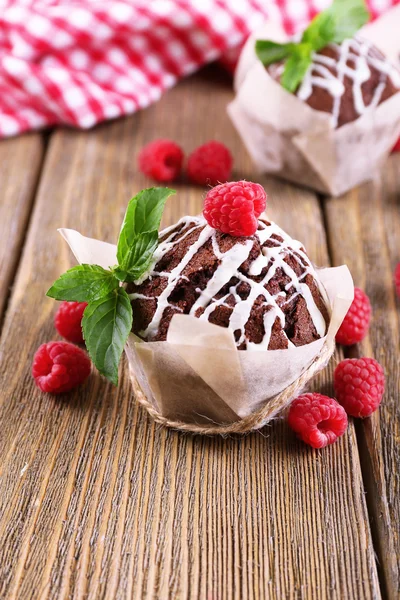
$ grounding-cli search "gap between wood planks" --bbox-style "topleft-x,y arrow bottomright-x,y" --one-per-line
319,194 -> 388,597
0,132 -> 50,335
319,162 -> 400,600
319,193 -> 388,593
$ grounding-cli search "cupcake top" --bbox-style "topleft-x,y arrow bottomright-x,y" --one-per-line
127,215 -> 329,350
267,37 -> 400,128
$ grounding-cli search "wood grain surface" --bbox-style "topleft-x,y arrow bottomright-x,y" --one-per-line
324,158 -> 400,599
0,69 -> 388,599
0,134 -> 44,323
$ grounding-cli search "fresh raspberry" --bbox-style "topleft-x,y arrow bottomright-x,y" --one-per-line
55,301 -> 87,344
334,357 -> 385,418
138,139 -> 184,182
394,262 -> 400,297
187,141 -> 232,186
288,393 -> 348,449
392,137 -> 400,153
32,342 -> 91,394
335,287 -> 371,346
203,180 -> 267,237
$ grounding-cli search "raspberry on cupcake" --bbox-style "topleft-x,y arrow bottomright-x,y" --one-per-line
203,180 -> 266,236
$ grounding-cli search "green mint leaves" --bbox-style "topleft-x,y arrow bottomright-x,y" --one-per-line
114,187 -> 175,282
47,265 -> 119,302
302,0 -> 369,47
255,0 -> 369,93
280,44 -> 314,94
81,288 -> 133,386
255,40 -> 295,65
47,187 -> 175,385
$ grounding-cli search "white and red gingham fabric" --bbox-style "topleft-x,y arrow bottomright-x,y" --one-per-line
0,0 -> 399,138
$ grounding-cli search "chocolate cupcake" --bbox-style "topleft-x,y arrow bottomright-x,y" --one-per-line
229,1 -> 400,195
127,216 -> 329,350
52,184 -> 354,429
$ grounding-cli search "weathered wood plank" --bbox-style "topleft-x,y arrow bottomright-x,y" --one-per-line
324,157 -> 400,599
0,69 -> 380,599
0,134 -> 44,322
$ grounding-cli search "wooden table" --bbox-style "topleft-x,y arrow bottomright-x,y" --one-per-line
0,67 -> 399,600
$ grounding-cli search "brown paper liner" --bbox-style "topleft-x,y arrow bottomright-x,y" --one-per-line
129,337 -> 336,435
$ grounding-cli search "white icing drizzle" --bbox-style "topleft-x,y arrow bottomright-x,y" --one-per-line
297,36 -> 400,128
129,216 -> 328,350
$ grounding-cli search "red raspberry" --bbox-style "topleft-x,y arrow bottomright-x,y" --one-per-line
55,301 -> 87,344
334,357 -> 385,418
335,287 -> 371,346
203,180 -> 267,237
138,139 -> 184,182
394,262 -> 400,297
392,137 -> 400,153
288,393 -> 348,449
32,342 -> 91,394
187,141 -> 232,186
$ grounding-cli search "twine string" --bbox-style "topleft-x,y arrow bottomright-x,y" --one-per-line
129,339 -> 336,435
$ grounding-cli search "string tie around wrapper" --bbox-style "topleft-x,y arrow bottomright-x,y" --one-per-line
129,337 -> 336,435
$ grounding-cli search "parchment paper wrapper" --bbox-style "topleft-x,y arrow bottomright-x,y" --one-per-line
228,7 -> 400,196
59,228 -> 354,429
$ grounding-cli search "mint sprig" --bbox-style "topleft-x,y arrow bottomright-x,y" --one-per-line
82,288 -> 132,386
255,0 -> 369,93
47,187 -> 175,385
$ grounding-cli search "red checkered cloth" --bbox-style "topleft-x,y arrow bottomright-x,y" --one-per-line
0,0 -> 399,138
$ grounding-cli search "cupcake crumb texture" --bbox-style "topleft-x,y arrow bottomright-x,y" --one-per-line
127,216 -> 329,350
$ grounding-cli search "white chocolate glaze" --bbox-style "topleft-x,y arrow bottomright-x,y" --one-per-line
297,36 -> 400,128
129,216 -> 328,350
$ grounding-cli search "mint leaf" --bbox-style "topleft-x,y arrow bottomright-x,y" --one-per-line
116,187 -> 175,282
47,264 -> 119,302
301,12 -> 335,50
303,0 -> 368,49
327,0 -> 369,44
281,45 -> 313,93
113,231 -> 158,282
255,40 -> 294,66
128,187 -> 176,235
82,287 -> 132,385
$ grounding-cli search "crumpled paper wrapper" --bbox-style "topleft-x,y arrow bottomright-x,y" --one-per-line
227,6 -> 400,196
59,227 -> 354,427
